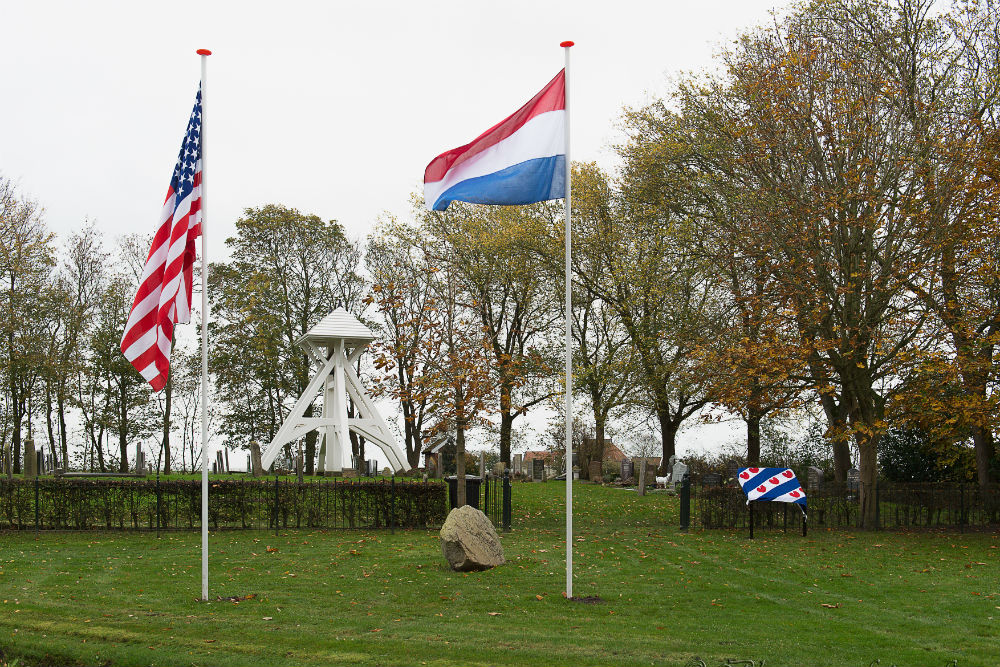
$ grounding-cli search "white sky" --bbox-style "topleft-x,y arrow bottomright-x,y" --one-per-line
3,0 -> 789,252
2,0 -> 793,464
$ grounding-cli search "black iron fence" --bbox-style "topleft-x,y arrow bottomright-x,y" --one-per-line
693,480 -> 1000,532
0,477 -> 447,532
444,472 -> 512,531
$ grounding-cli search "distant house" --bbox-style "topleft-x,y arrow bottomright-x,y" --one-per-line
594,440 -> 628,463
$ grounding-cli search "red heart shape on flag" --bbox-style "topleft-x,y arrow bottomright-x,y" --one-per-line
739,472 -> 749,479
783,470 -> 794,478
769,477 -> 779,484
749,467 -> 759,473
757,485 -> 766,493
790,490 -> 801,498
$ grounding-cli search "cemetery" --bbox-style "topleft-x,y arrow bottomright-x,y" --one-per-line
3,0 -> 1000,665
1,480 -> 997,667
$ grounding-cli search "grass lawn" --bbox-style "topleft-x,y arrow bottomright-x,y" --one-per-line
0,481 -> 996,666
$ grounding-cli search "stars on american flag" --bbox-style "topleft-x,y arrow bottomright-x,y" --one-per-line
171,88 -> 202,206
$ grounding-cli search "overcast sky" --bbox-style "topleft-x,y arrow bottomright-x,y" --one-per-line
3,0 -> 795,462
3,0 -> 790,256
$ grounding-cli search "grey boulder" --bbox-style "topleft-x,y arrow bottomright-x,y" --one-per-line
440,505 -> 505,572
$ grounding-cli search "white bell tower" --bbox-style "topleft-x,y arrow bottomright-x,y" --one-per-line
260,308 -> 409,473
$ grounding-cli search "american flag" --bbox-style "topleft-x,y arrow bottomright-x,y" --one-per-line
737,467 -> 807,506
120,86 -> 203,391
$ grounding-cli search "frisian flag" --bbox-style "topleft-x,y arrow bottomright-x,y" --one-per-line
737,467 -> 807,507
423,70 -> 566,211
120,86 -> 203,391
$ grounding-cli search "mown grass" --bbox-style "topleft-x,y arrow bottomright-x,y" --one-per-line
0,481 -> 997,666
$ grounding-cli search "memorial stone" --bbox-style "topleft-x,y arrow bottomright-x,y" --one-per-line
638,459 -> 647,496
807,466 -> 824,490
532,458 -> 544,482
671,461 -> 689,490
621,460 -> 634,482
513,453 -> 522,477
23,439 -> 36,478
588,460 -> 603,483
250,441 -> 263,477
847,468 -> 860,492
702,472 -> 722,487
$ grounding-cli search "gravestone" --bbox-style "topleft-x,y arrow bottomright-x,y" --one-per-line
671,461 -> 689,491
638,459 -> 648,496
808,466 -> 824,490
23,439 -> 37,478
513,453 -> 522,477
588,460 -> 603,483
726,461 -> 740,483
250,441 -> 263,477
702,472 -> 722,487
532,459 -> 544,482
847,468 -> 860,492
621,460 -> 634,482
343,467 -> 359,479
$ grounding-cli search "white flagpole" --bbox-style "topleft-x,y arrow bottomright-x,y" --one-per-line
560,39 -> 574,600
197,47 -> 212,602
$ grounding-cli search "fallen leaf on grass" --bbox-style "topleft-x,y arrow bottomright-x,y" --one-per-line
820,603 -> 841,609
266,547 -> 278,553
204,639 -> 216,643
488,612 -> 501,616
263,617 -> 273,621
535,595 -> 544,601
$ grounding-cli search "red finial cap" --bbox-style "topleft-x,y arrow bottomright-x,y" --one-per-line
196,49 -> 212,56
560,41 -> 574,48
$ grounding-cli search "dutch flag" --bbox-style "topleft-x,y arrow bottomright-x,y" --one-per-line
423,70 -> 566,211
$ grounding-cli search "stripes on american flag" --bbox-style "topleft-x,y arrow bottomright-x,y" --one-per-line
120,86 -> 203,391
737,467 -> 807,507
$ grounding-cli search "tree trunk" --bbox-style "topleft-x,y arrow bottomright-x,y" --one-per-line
11,390 -> 21,475
162,371 -> 173,474
455,426 -> 466,508
657,404 -> 678,476
304,403 -> 316,475
970,424 -> 996,488
118,384 -> 129,473
857,434 -> 879,529
818,392 -> 853,483
746,409 -> 762,465
45,382 -> 57,467
58,390 -> 68,470
498,405 -> 514,466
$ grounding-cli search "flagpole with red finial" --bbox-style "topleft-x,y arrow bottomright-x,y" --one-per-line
560,39 -> 574,601
196,47 -> 212,602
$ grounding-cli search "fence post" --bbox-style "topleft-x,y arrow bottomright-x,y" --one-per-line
156,472 -> 161,538
679,472 -> 690,531
485,473 -> 491,518
502,469 -> 511,532
273,475 -> 279,537
960,484 -> 965,534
